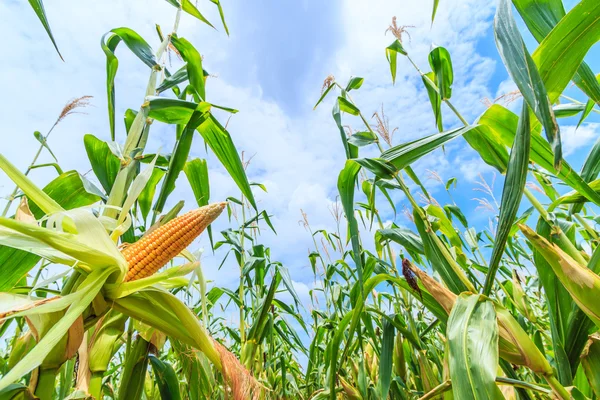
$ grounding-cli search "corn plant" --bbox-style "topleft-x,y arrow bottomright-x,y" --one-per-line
4,0 -> 600,399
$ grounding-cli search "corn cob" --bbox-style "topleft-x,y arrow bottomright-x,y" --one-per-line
122,202 -> 226,282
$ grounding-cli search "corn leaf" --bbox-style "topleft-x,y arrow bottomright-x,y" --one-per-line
197,114 -> 257,210
27,0 -> 63,60
423,71 -> 444,132
149,354 -> 182,400
379,319 -> 395,399
154,105 -> 210,214
101,28 -> 156,140
448,294 -> 504,399
413,209 -> 472,294
386,40 -> 407,84
181,0 -> 215,29
428,47 -> 453,100
0,267 -> 113,390
479,105 -> 600,206
171,35 -> 206,100
381,125 -> 478,169
28,171 -> 103,219
138,167 -> 165,221
483,102 -> 530,295
84,134 -> 121,194
0,154 -> 63,215
581,335 -> 600,397
495,0 -> 560,168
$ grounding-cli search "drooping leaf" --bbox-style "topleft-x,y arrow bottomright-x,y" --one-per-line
171,35 -> 206,100
101,28 -> 157,140
197,115 -> 257,210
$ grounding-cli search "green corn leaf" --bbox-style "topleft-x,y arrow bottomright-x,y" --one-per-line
553,103 -> 586,118
337,97 -> 360,116
428,47 -> 453,100
386,40 -> 407,84
184,159 -> 210,207
375,227 -> 424,255
0,267 -> 113,391
495,0 -> 560,169
423,71 -> 443,132
138,167 -> 165,221
157,64 -> 189,93
117,336 -> 151,400
332,99 -> 353,159
171,35 -> 206,100
101,28 -> 157,140
478,105 -> 600,206
181,0 -> 215,29
33,131 -> 57,162
483,102 -> 530,296
27,0 -> 63,60
379,319 -> 395,399
381,125 -> 478,169
447,294 -> 504,399
0,154 -> 63,216
28,171 -> 103,220
338,160 -> 363,285
413,209 -> 473,294
83,134 -> 121,194
432,0 -> 440,24
209,0 -> 230,35
154,104 -> 211,214
114,287 -> 221,368
347,131 -> 377,147
146,96 -> 200,124
345,77 -> 364,91
513,0 -> 600,106
149,355 -> 182,400
197,114 -> 257,210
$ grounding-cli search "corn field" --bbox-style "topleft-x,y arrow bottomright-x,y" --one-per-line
1,0 -> 600,399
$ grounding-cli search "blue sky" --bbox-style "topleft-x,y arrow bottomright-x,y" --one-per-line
1,0 -> 600,318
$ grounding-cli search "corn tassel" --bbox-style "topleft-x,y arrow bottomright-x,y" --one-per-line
122,202 -> 226,282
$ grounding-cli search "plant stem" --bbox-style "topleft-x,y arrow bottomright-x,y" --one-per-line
545,374 -> 571,400
1,121 -> 59,217
34,368 -> 58,400
418,380 -> 451,400
89,371 -> 104,400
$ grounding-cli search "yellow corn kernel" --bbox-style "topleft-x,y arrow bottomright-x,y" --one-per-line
122,202 -> 226,281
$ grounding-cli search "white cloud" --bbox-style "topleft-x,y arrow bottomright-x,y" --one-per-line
0,0 -> 499,293
560,123 -> 599,156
